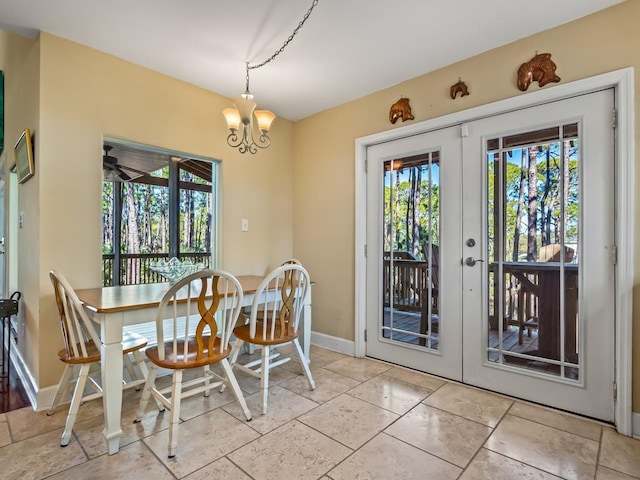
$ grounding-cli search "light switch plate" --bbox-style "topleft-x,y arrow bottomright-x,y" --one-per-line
241,218 -> 249,232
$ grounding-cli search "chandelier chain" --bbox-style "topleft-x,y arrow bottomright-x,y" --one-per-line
230,0 -> 318,153
247,0 -> 319,72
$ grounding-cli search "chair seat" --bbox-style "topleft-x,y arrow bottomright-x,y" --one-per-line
233,323 -> 299,346
122,331 -> 149,354
56,331 -> 148,364
146,335 -> 231,369
56,340 -> 100,364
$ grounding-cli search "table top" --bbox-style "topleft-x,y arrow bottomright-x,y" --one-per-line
76,275 -> 266,314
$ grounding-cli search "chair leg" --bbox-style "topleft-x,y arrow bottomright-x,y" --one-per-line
167,370 -> 183,458
48,365 -> 74,416
220,358 -> 251,421
123,352 -> 138,384
260,345 -> 270,415
132,349 -> 147,378
222,338 -> 245,394
228,338 -> 244,366
61,363 -> 91,447
132,350 -> 164,410
135,364 -> 161,422
203,366 -> 210,397
293,338 -> 315,390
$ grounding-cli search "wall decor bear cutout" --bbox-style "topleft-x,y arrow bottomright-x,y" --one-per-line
450,78 -> 469,99
389,97 -> 414,124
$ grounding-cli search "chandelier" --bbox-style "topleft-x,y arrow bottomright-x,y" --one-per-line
223,0 -> 319,154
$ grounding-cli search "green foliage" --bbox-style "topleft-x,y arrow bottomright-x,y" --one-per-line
384,165 -> 440,259
102,167 -> 213,255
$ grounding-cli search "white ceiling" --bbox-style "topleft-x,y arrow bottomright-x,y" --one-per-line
0,0 -> 624,121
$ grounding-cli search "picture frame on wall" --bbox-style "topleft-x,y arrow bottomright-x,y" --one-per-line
15,129 -> 35,184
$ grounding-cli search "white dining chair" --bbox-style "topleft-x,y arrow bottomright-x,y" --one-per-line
134,269 -> 252,458
47,270 -> 150,447
229,263 -> 315,414
241,258 -> 303,355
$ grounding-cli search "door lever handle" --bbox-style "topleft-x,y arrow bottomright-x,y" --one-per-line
464,257 -> 485,267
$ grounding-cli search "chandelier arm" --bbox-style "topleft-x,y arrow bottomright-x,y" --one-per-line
247,0 -> 319,71
226,123 -> 271,154
226,130 -> 243,149
239,142 -> 257,155
254,131 -> 271,149
259,133 -> 271,148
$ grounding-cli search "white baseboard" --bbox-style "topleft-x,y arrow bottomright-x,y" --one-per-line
35,385 -> 59,412
633,411 -> 640,439
7,334 -> 39,411
310,330 -> 355,356
10,334 -> 65,412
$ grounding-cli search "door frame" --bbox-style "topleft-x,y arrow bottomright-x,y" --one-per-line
354,68 -> 634,434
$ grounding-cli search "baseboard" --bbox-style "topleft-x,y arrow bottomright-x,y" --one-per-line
35,384 -> 60,412
310,331 -> 355,356
633,411 -> 640,439
6,334 -> 40,411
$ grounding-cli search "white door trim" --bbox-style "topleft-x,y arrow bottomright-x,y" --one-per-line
354,67 -> 634,434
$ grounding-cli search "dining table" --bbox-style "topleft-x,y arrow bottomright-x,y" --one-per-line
75,274 -> 312,455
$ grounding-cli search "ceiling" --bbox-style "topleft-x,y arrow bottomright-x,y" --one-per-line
103,141 -> 212,182
0,0 -> 624,121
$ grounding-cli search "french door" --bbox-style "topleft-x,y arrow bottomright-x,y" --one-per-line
366,126 -> 463,380
365,89 -> 615,420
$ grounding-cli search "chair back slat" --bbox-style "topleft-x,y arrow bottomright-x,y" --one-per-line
50,271 -> 102,360
156,270 -> 243,363
250,264 -> 310,341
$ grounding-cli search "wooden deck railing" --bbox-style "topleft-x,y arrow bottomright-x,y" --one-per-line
384,258 -> 430,312
102,253 -> 212,287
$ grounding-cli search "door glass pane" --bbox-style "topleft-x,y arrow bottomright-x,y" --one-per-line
382,153 -> 440,349
486,124 -> 580,380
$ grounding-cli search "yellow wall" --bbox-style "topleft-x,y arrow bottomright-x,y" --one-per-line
293,0 -> 640,411
0,31 -> 41,382
2,32 -> 295,390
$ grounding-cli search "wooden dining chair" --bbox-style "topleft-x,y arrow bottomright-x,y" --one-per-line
241,258 -> 303,356
134,269 -> 252,458
47,270 -> 150,447
242,258 -> 302,319
229,263 -> 315,414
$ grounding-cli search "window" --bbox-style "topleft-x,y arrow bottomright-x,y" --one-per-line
102,141 -> 218,286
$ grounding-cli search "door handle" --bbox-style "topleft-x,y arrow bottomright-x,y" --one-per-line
464,257 -> 485,267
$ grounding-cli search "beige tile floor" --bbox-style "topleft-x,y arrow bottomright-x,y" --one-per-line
0,345 -> 639,479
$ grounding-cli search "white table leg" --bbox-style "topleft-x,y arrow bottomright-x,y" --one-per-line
100,311 -> 124,455
302,285 -> 312,360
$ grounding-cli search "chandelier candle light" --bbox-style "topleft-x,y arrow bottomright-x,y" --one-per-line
223,0 -> 319,154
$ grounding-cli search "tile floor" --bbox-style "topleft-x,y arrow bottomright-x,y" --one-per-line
0,345 -> 639,479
